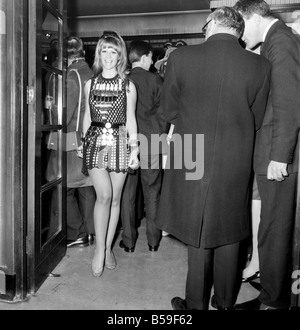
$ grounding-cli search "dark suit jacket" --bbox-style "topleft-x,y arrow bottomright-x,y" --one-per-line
128,67 -> 168,155
156,34 -> 271,248
254,20 -> 300,174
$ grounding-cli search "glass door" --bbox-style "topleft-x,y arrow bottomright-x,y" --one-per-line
27,0 -> 67,293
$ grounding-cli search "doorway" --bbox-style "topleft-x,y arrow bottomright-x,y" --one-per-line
26,0 -> 67,294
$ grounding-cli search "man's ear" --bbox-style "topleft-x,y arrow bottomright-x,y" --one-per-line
252,13 -> 261,25
209,19 -> 217,35
140,54 -> 146,63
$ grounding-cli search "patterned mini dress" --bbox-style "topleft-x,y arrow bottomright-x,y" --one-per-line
82,74 -> 130,174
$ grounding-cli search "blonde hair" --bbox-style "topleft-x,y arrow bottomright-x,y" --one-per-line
93,32 -> 128,79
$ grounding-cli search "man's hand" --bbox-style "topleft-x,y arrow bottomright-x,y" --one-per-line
267,160 -> 288,181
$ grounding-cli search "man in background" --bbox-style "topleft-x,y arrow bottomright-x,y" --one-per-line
233,0 -> 300,310
119,41 -> 167,253
156,7 -> 271,310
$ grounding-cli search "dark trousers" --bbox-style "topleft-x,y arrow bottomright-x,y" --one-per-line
140,154 -> 163,247
66,186 -> 96,241
120,154 -> 163,248
185,240 -> 240,310
120,171 -> 140,249
256,173 -> 297,308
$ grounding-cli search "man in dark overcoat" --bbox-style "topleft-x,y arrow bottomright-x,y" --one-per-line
156,7 -> 271,310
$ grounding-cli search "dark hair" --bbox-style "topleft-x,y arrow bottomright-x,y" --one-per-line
233,0 -> 274,19
210,6 -> 245,37
128,40 -> 153,64
67,36 -> 85,59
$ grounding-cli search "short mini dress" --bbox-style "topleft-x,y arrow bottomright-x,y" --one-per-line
82,74 -> 130,174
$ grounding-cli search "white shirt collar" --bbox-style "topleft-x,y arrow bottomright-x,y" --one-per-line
262,19 -> 278,42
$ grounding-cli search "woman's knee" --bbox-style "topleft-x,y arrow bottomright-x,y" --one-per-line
96,191 -> 112,205
111,193 -> 122,208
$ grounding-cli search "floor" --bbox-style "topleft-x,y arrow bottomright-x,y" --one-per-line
0,219 -> 259,310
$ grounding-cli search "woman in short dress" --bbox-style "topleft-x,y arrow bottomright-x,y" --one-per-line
82,31 -> 139,277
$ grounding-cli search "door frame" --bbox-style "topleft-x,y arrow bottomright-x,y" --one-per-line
27,0 -> 67,294
0,0 -> 28,302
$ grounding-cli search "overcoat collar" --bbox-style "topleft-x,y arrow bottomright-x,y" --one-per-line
264,20 -> 285,42
205,33 -> 240,45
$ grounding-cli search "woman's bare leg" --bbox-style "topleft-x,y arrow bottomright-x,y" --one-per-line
243,200 -> 261,279
88,168 -> 112,276
105,171 -> 127,265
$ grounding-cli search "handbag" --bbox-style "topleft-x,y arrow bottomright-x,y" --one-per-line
47,69 -> 83,151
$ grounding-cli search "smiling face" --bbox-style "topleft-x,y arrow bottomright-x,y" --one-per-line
100,43 -> 119,72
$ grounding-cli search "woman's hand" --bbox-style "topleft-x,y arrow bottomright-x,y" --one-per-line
76,144 -> 83,159
128,147 -> 139,170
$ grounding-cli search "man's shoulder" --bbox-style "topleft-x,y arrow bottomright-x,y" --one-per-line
272,19 -> 291,34
130,67 -> 152,76
129,68 -> 162,84
172,44 -> 201,55
170,44 -> 203,62
267,20 -> 299,44
239,46 -> 269,65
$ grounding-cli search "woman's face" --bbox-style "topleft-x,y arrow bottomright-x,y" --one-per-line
100,44 -> 119,71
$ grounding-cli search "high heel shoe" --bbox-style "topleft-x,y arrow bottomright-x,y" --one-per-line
105,251 -> 117,270
92,268 -> 104,277
242,271 -> 260,282
92,252 -> 104,277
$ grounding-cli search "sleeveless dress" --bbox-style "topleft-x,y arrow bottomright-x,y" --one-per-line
82,74 -> 130,174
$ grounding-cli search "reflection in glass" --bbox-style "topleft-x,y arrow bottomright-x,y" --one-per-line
42,6 -> 60,67
41,131 -> 51,186
41,184 -> 62,246
43,69 -> 59,125
42,4 -> 61,126
42,131 -> 61,184
44,0 -> 61,13
40,1 -> 65,249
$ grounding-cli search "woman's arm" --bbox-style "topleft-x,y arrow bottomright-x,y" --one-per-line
126,80 -> 139,169
82,79 -> 92,136
77,79 -> 91,158
126,80 -> 137,142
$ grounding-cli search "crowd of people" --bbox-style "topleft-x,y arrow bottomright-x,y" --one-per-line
46,0 -> 300,310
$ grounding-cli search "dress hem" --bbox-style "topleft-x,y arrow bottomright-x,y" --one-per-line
82,166 -> 129,175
